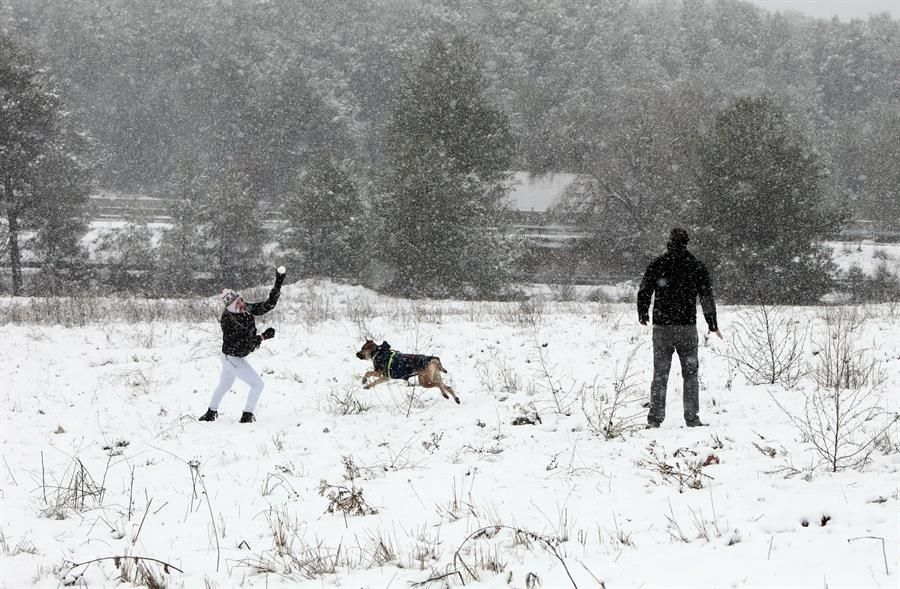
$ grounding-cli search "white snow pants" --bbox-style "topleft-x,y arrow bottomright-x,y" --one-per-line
208,354 -> 264,413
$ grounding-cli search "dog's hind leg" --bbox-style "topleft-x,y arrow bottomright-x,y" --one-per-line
429,362 -> 460,404
442,382 -> 460,404
419,372 -> 448,399
419,360 -> 460,404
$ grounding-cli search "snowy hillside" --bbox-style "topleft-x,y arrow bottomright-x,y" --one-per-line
1,281 -> 898,588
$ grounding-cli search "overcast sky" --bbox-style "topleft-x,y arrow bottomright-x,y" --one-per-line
747,0 -> 900,20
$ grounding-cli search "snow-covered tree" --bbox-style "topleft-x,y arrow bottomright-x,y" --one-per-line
155,169 -> 211,295
372,36 -> 515,297
203,167 -> 267,289
692,96 -> 843,304
156,164 -> 267,294
282,158 -> 365,279
0,34 -> 92,295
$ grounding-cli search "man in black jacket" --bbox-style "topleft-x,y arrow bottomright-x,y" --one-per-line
198,266 -> 286,423
637,229 -> 720,428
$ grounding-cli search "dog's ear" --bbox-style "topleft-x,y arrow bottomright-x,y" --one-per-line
381,340 -> 390,348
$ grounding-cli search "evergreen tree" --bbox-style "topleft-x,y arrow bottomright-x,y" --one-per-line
692,96 -> 843,304
834,101 -> 900,229
94,223 -> 157,294
557,82 -> 721,277
282,158 -> 365,279
155,168 -> 211,295
0,34 -> 92,295
372,36 -> 515,298
204,166 -> 267,288
239,63 -> 353,200
155,164 -> 267,295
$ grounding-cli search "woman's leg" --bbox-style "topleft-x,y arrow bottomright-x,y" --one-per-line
208,355 -> 237,411
227,356 -> 265,413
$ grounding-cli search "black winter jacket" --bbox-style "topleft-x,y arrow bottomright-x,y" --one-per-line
637,243 -> 718,331
220,274 -> 284,357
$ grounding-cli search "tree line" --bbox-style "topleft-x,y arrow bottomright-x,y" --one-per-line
1,0 -> 898,302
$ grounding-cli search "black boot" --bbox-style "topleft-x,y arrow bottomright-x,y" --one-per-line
239,411 -> 255,423
198,408 -> 217,422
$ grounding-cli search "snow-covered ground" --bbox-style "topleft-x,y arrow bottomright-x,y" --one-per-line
826,240 -> 900,276
1,281 -> 898,588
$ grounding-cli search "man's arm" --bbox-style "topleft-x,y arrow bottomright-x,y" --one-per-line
637,261 -> 657,325
697,262 -> 718,333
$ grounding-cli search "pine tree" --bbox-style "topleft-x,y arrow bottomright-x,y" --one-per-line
239,63 -> 352,200
282,158 -> 364,279
693,96 -> 843,304
155,169 -> 211,296
372,36 -> 515,298
94,223 -> 156,294
0,33 -> 92,295
204,166 -> 267,288
155,165 -> 267,295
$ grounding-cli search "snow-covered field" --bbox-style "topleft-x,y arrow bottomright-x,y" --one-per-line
1,281 -> 898,588
826,240 -> 900,276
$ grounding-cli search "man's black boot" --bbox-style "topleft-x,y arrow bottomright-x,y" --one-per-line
239,411 -> 255,423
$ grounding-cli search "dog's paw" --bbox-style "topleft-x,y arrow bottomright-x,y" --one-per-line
363,383 -> 372,390
455,398 -> 460,404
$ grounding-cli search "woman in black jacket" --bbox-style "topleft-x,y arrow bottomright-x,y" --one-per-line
199,266 -> 286,423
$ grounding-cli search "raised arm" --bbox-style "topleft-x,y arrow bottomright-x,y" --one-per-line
248,266 -> 287,316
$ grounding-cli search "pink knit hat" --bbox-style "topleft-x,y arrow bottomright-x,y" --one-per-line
222,289 -> 242,312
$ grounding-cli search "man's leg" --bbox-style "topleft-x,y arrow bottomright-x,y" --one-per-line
674,326 -> 700,425
208,355 -> 237,411
649,326 -> 675,425
228,356 -> 264,413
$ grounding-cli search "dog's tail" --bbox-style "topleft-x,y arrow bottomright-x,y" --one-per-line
436,357 -> 448,373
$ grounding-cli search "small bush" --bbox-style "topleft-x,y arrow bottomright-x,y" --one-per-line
726,304 -> 806,387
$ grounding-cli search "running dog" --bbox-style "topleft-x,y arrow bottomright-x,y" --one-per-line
356,339 -> 459,404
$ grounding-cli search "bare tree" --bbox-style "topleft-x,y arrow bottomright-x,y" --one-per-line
727,304 -> 807,388
583,346 -> 645,439
772,308 -> 896,472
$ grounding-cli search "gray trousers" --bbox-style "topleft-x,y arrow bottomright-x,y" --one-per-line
648,325 -> 699,424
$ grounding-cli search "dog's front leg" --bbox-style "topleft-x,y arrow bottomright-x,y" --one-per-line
363,376 -> 389,390
361,370 -> 380,385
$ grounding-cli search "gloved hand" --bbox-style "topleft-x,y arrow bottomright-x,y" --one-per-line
274,266 -> 286,287
277,265 -> 286,276
261,327 -> 276,340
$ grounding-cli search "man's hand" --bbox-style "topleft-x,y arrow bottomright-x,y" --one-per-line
261,327 -> 276,340
277,265 -> 286,275
639,317 -> 649,326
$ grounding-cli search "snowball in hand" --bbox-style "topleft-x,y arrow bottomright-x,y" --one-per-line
277,266 -> 286,275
